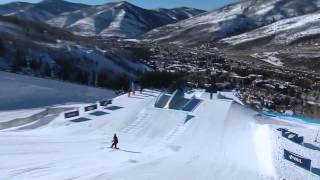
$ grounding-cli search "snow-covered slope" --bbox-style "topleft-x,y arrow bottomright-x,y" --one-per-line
219,12 -> 320,70
47,2 -> 205,38
154,7 -> 205,21
0,90 -> 319,179
0,0 -> 204,38
2,0 -> 89,22
221,12 -> 320,46
0,71 -> 116,110
0,15 -> 151,82
144,0 -> 320,44
0,2 -> 31,15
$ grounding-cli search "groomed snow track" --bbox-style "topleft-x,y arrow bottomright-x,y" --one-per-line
0,90 -> 277,180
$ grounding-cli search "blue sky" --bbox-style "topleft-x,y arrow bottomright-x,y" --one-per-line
0,0 -> 237,10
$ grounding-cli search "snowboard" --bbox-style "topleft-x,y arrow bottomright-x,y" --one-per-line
99,146 -> 141,154
109,147 -> 120,150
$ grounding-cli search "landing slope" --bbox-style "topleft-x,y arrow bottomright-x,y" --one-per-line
0,91 -> 280,180
0,71 -> 115,110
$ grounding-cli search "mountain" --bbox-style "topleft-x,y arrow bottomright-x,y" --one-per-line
0,2 -> 32,15
0,16 -> 151,87
0,0 -> 89,21
219,12 -> 320,71
221,12 -> 320,47
0,0 -> 205,38
47,1 -> 205,38
154,7 -> 205,20
144,0 -> 320,45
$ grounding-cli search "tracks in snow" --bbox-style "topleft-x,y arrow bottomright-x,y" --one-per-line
121,107 -> 192,143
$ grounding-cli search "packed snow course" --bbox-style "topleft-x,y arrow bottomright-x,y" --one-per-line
0,71 -> 116,110
0,89 -> 320,179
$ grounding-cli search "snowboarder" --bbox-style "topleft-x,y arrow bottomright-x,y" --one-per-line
209,84 -> 215,100
110,133 -> 119,149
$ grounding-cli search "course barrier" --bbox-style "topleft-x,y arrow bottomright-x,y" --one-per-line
167,90 -> 185,109
282,129 -> 304,144
284,149 -> 311,171
0,107 -> 74,130
260,111 -> 320,125
154,93 -> 171,108
64,110 -> 80,119
100,99 -> 112,107
182,96 -> 202,112
84,104 -> 98,112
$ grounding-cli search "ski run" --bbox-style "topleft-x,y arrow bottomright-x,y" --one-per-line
0,89 -> 320,180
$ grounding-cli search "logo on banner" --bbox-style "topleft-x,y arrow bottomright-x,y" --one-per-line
284,149 -> 311,171
64,111 -> 80,119
289,154 -> 302,164
100,99 -> 112,106
282,129 -> 304,144
85,104 -> 98,112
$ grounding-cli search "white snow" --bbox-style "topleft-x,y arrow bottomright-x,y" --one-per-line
0,109 -> 45,123
218,91 -> 244,105
222,12 -> 320,46
253,125 -> 276,176
251,52 -> 283,66
0,87 -> 319,180
156,2 -> 245,36
47,2 -> 202,38
0,71 -> 115,110
255,5 -> 274,15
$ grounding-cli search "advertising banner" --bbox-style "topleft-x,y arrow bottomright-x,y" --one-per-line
84,104 -> 98,112
100,99 -> 112,106
282,129 -> 304,144
64,111 -> 80,119
284,149 -> 311,171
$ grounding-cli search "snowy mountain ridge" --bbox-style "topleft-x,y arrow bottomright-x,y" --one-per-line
218,11 -> 320,71
47,1 -> 205,38
0,0 -> 205,38
221,12 -> 320,46
0,15 -> 151,85
144,0 -> 320,44
1,0 -> 89,22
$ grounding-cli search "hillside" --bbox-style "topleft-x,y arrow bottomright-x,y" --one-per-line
0,15 -> 151,88
219,12 -> 320,71
3,0 -> 89,21
144,0 -> 320,45
0,2 -> 32,15
0,0 -> 205,38
47,1 -> 205,38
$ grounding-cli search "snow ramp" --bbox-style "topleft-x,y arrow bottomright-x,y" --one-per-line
0,91 -> 276,180
121,107 -> 188,140
111,98 -> 276,180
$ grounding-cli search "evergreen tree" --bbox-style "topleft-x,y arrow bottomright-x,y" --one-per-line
113,75 -> 129,91
30,59 -> 41,71
97,69 -> 111,88
139,71 -> 182,89
11,50 -> 26,72
0,39 -> 4,55
55,58 -> 72,80
73,68 -> 88,84
43,62 -> 52,77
